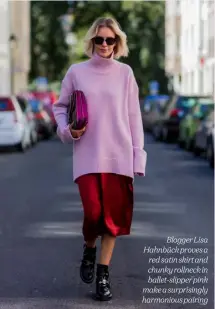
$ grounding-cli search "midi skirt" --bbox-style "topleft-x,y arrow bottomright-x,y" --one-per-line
76,173 -> 134,241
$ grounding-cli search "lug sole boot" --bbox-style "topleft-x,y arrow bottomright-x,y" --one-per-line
94,264 -> 112,301
80,244 -> 96,284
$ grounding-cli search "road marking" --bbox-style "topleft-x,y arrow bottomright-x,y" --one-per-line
54,201 -> 187,215
129,221 -> 187,239
58,201 -> 82,207
55,186 -> 80,194
24,220 -> 187,240
25,222 -> 82,238
55,184 -> 168,196
134,201 -> 187,214
174,160 -> 208,167
134,184 -> 167,195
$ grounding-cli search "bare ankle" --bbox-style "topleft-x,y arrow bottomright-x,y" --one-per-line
85,239 -> 97,248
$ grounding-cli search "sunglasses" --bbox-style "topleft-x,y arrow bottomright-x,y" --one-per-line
93,36 -> 116,46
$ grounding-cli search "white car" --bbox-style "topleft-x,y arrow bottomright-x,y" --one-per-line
0,96 -> 31,151
16,95 -> 38,146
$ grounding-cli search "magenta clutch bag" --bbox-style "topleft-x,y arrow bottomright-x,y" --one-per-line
67,90 -> 88,130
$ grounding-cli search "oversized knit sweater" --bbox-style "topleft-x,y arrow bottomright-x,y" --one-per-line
52,52 -> 147,182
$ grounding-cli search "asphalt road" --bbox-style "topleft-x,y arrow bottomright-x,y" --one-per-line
0,133 -> 214,309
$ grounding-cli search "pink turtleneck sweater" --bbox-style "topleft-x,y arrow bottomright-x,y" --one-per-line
52,53 -> 147,182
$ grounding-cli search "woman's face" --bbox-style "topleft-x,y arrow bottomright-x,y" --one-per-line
93,26 -> 116,58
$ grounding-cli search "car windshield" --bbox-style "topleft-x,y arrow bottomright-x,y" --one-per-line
0,99 -> 9,111
177,97 -> 197,110
192,100 -> 214,116
199,103 -> 214,115
177,97 -> 214,113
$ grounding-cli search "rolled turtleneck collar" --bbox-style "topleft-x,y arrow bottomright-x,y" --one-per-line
89,51 -> 115,69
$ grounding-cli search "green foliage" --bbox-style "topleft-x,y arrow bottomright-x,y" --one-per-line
71,1 -> 168,95
29,1 -> 168,95
30,1 -> 69,82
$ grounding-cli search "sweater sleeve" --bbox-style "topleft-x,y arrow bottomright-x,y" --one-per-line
128,68 -> 147,175
52,66 -> 80,143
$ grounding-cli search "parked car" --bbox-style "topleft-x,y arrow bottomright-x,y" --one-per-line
31,91 -> 58,130
206,126 -> 214,168
0,96 -> 31,151
178,99 -> 214,150
152,95 -> 213,142
28,98 -> 54,139
142,95 -> 169,132
193,109 -> 214,163
16,96 -> 38,147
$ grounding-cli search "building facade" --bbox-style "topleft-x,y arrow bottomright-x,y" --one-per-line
0,0 -> 30,96
0,0 -> 11,95
165,0 -> 215,100
207,1 -> 215,100
165,0 -> 181,93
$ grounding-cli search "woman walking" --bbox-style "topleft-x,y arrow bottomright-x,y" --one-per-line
53,16 -> 147,301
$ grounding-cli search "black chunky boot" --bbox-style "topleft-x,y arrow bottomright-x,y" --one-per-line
94,264 -> 112,301
80,244 -> 96,284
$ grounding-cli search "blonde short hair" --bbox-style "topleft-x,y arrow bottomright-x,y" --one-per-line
84,17 -> 129,59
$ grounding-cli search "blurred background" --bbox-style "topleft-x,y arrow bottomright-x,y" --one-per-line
0,0 -> 214,160
0,1 -> 214,308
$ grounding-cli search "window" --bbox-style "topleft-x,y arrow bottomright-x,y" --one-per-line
165,0 -> 173,17
176,0 -> 180,15
190,24 -> 194,51
208,9 -> 215,39
176,34 -> 180,52
166,35 -> 174,56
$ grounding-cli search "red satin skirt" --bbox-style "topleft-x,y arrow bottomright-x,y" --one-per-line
76,173 -> 134,241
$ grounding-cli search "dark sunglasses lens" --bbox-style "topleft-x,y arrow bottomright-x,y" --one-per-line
106,38 -> 116,45
94,37 -> 116,45
94,37 -> 104,45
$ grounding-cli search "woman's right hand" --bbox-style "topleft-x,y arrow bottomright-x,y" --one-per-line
69,123 -> 86,138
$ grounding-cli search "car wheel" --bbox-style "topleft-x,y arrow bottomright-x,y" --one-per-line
16,139 -> 26,152
178,139 -> 185,148
43,131 -> 52,140
31,130 -> 38,146
193,146 -> 201,156
185,130 -> 191,150
162,126 -> 169,142
185,139 -> 190,150
206,141 -> 214,168
153,125 -> 161,141
190,138 -> 194,151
